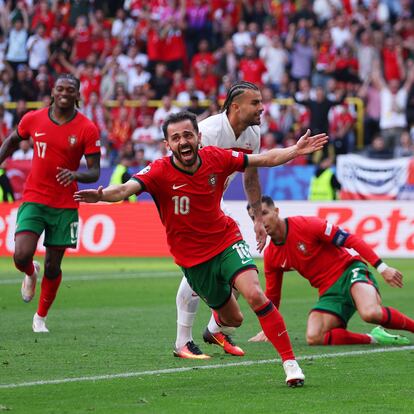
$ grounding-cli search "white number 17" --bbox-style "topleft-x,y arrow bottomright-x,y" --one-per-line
36,141 -> 47,158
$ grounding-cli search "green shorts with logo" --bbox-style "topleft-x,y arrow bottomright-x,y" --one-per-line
312,261 -> 380,326
16,202 -> 79,248
181,240 -> 258,309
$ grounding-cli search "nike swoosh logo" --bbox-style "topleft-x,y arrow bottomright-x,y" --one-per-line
278,330 -> 287,337
34,132 -> 46,137
282,259 -> 287,267
172,184 -> 187,190
241,258 -> 252,265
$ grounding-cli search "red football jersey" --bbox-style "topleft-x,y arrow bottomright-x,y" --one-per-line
264,216 -> 381,307
133,146 -> 247,267
17,107 -> 100,208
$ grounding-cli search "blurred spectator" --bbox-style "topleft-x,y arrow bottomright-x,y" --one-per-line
330,14 -> 352,49
0,102 -> 13,144
308,157 -> 341,200
70,15 -> 93,65
107,106 -> 133,166
286,24 -> 315,83
362,134 -> 393,159
12,99 -> 28,127
100,58 -> 128,101
81,91 -> 108,143
190,39 -> 215,77
239,44 -> 267,86
153,95 -> 180,129
12,139 -> 33,160
30,0 -> 56,36
394,129 -> 414,157
232,20 -> 252,55
111,8 -> 135,46
26,23 -> 50,74
10,65 -> 37,101
356,30 -> 379,83
5,8 -> 29,74
372,64 -> 414,149
259,34 -> 289,93
194,62 -> 218,96
131,113 -> 160,158
149,62 -> 172,99
186,95 -> 204,116
127,62 -> 151,95
215,39 -> 238,81
382,35 -> 405,82
0,163 -> 14,202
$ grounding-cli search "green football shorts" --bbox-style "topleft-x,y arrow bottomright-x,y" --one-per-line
16,202 -> 79,248
312,261 -> 380,326
181,240 -> 258,309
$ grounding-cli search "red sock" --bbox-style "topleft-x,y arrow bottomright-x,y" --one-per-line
15,261 -> 34,276
323,328 -> 372,345
255,300 -> 295,362
37,273 -> 62,317
381,307 -> 414,333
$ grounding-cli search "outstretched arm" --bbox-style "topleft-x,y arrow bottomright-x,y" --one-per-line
74,179 -> 142,203
246,129 -> 328,168
243,167 -> 266,252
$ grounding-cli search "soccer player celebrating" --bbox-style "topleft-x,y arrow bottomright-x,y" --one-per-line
75,111 -> 328,386
247,196 -> 414,346
0,74 -> 100,332
175,81 -> 266,359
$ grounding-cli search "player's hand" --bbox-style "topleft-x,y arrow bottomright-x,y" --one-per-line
254,220 -> 267,253
381,267 -> 403,288
74,186 -> 104,203
296,129 -> 328,155
248,330 -> 269,342
56,167 -> 76,187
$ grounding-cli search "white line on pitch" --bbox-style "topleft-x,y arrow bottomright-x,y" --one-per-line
0,271 -> 180,285
1,346 -> 413,389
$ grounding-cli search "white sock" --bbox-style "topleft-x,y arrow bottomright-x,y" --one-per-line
207,289 -> 240,335
175,276 -> 200,349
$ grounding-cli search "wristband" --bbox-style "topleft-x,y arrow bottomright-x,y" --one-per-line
377,262 -> 389,273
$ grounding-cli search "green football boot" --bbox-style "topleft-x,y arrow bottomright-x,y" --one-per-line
370,326 -> 411,345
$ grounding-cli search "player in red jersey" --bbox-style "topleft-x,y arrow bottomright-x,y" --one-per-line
248,196 -> 414,346
75,111 -> 327,386
0,74 -> 100,333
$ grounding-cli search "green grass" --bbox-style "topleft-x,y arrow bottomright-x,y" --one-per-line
0,257 -> 413,413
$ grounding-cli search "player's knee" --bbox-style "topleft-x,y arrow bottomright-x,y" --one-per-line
306,331 -> 324,345
13,251 -> 32,269
359,306 -> 382,324
243,285 -> 266,309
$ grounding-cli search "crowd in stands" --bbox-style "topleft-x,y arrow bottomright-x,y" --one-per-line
0,0 -> 414,169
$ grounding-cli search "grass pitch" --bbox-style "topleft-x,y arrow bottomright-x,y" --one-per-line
0,257 -> 413,414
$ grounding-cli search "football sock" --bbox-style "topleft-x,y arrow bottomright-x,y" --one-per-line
37,273 -> 62,318
255,300 -> 295,362
15,261 -> 34,277
381,307 -> 414,333
176,277 -> 200,349
323,328 -> 372,345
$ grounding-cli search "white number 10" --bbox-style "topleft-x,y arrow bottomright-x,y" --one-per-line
172,196 -> 190,215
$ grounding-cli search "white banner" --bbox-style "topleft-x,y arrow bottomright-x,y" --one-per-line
227,201 -> 414,258
336,154 -> 411,199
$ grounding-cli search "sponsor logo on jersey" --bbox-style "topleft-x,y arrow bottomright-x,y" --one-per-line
208,174 -> 217,187
137,165 -> 151,175
68,135 -> 77,146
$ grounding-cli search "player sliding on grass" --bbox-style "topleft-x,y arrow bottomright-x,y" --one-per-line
75,111 -> 328,387
247,196 -> 414,346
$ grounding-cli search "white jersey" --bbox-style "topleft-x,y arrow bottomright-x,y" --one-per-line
199,110 -> 261,193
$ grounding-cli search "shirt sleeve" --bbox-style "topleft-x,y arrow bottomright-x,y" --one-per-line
312,217 -> 381,267
132,161 -> 161,195
83,123 -> 101,155
16,111 -> 34,140
221,148 -> 247,175
264,248 -> 284,309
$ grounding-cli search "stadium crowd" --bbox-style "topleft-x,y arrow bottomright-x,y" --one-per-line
0,0 -> 414,169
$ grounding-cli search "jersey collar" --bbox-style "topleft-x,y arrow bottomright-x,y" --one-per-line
48,106 -> 78,125
169,155 -> 202,175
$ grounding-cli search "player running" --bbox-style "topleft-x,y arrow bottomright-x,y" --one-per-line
175,81 -> 266,359
75,111 -> 328,386
248,196 -> 413,346
0,74 -> 101,332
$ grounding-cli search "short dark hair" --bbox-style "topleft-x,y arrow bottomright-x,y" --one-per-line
246,195 -> 274,211
162,111 -> 199,139
221,81 -> 260,112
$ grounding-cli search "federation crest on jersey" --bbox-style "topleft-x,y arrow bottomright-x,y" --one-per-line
68,135 -> 77,146
208,174 -> 217,187
297,241 -> 310,256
